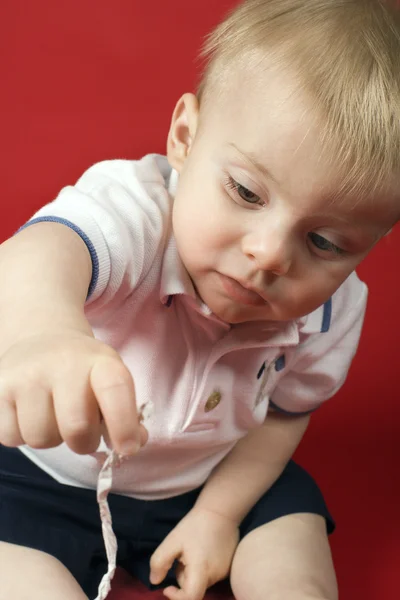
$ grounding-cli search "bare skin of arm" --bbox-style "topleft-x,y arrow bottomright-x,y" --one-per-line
0,222 -> 146,455
195,411 -> 310,522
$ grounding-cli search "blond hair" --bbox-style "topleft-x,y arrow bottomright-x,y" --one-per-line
198,0 -> 400,200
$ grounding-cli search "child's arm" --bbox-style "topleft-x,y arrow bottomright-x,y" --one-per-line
0,223 -> 145,455
150,412 -> 308,600
194,410 -> 309,522
0,222 -> 93,349
150,279 -> 367,600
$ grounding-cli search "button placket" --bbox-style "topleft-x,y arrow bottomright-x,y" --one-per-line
254,359 -> 276,407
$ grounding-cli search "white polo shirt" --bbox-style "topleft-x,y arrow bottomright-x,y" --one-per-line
20,154 -> 368,500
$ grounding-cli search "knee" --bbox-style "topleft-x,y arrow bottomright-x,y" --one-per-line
232,574 -> 335,600
229,516 -> 338,600
231,564 -> 335,600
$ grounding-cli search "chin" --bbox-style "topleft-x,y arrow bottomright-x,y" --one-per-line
206,302 -> 240,324
211,303 -> 264,324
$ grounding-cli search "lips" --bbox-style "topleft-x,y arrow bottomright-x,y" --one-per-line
218,273 -> 266,307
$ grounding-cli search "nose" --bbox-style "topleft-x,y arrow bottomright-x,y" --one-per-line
242,224 -> 293,276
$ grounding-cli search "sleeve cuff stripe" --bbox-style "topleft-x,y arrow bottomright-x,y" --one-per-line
269,399 -> 318,416
18,217 -> 99,298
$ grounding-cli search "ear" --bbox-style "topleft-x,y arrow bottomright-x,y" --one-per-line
167,93 -> 199,172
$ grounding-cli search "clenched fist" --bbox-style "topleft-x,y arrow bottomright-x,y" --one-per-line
0,330 -> 147,455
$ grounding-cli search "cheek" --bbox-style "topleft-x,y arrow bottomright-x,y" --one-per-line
173,198 -> 208,246
294,268 -> 350,311
172,197 -> 213,270
173,185 -> 235,251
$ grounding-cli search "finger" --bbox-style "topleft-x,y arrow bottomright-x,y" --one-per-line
0,388 -> 24,446
176,561 -> 208,600
150,540 -> 181,586
163,577 -> 207,600
175,562 -> 186,589
54,376 -> 101,454
90,357 -> 141,456
16,383 -> 62,448
163,585 -> 184,600
139,423 -> 149,447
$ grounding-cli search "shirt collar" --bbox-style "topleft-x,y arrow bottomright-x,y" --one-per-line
159,166 -> 198,304
159,233 -> 196,303
297,301 -> 332,335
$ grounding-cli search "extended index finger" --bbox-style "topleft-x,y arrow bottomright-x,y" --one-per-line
90,357 -> 141,456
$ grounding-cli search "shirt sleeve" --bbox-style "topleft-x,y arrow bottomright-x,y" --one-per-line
22,157 -> 171,308
270,274 -> 368,415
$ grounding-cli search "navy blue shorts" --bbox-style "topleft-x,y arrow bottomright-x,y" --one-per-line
0,446 -> 334,599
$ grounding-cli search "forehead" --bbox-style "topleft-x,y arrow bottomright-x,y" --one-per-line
204,64 -> 328,170
200,63 -> 400,227
202,66 -> 339,198
207,62 -> 307,130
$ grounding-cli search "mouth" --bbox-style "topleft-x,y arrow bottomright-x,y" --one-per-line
218,274 -> 267,307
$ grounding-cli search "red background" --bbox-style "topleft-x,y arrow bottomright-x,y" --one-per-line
1,1 -> 399,599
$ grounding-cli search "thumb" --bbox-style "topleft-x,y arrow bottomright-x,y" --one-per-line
150,537 -> 181,585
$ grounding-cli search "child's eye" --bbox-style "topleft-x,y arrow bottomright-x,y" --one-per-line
226,176 -> 261,205
308,232 -> 345,256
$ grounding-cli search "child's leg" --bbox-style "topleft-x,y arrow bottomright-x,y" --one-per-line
0,542 -> 88,600
230,513 -> 338,600
0,447 -> 110,599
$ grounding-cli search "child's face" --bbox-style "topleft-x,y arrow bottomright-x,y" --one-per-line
168,68 -> 398,325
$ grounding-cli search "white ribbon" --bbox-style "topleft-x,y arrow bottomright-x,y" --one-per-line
94,450 -> 121,600
93,400 -> 153,600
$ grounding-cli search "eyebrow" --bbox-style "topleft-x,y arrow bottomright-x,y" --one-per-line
227,143 -> 281,186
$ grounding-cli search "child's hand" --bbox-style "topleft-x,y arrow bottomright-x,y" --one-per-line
149,507 -> 239,600
0,331 -> 147,455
